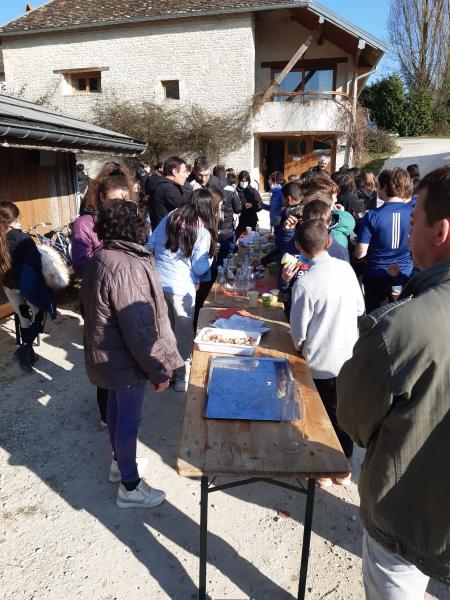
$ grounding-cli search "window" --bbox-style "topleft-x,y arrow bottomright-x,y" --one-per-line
287,140 -> 306,156
312,136 -> 333,155
272,67 -> 335,101
70,71 -> 101,93
162,80 -> 180,100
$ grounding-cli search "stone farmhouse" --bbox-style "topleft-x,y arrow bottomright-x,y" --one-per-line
0,0 -> 386,187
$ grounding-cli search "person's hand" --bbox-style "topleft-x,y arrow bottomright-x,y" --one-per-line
387,263 -> 400,277
334,203 -> 345,211
191,181 -> 201,191
154,380 -> 170,392
282,262 -> 299,283
245,202 -> 253,209
284,215 -> 299,230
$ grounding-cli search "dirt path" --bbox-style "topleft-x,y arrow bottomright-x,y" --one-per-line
383,138 -> 450,175
0,306 -> 449,600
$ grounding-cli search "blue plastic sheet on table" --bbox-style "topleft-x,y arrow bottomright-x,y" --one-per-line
204,356 -> 300,421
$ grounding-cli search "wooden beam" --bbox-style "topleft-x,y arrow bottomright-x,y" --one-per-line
261,57 -> 348,70
260,17 -> 325,105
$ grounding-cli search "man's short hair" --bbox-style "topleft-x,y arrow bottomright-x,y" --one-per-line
295,219 -> 329,254
213,165 -> 226,179
302,189 -> 333,207
227,173 -> 239,186
417,165 -> 450,225
194,156 -> 210,172
378,168 -> 413,199
163,156 -> 186,177
301,175 -> 339,197
302,200 -> 332,225
281,181 -> 302,201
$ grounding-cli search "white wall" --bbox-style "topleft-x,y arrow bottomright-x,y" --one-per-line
253,99 -> 345,134
2,14 -> 256,171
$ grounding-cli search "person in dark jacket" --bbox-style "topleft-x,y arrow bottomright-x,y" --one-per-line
80,199 -> 183,509
235,170 -> 262,239
337,166 -> 450,597
146,156 -> 188,229
0,201 -> 54,371
76,163 -> 90,196
337,173 -> 364,215
356,170 -> 378,211
72,162 -> 137,426
218,173 -> 241,262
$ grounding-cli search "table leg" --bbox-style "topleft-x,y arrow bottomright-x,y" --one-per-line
199,476 -> 209,600
297,478 -> 316,600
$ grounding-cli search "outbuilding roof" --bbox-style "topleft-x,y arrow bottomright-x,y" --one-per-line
0,93 -> 146,155
0,0 -> 387,55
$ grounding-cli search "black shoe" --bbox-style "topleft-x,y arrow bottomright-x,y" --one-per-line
14,346 -> 34,373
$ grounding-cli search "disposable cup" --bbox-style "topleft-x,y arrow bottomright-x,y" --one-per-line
270,289 -> 279,305
248,291 -> 259,307
262,293 -> 272,308
246,227 -> 252,235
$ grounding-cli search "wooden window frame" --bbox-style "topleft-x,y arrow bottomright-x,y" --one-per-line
162,80 -> 180,101
70,71 -> 102,94
271,64 -> 337,96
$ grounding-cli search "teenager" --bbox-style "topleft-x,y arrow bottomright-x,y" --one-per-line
146,156 -> 188,229
267,171 -> 285,244
219,174 -> 241,262
356,170 -> 378,211
355,168 -> 414,312
235,170 -> 262,239
72,162 -> 136,427
290,219 -> 364,486
0,201 -> 55,371
81,199 -> 182,508
148,189 -> 219,392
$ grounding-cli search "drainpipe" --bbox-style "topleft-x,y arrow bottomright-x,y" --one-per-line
344,68 -> 377,167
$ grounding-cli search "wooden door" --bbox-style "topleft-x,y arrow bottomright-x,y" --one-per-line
284,136 -> 316,180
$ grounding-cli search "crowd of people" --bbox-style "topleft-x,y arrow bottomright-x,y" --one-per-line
1,151 -> 449,599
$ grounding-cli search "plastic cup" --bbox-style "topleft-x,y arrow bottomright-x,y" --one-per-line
246,227 -> 252,235
248,291 -> 259,307
262,293 -> 272,308
270,289 -> 279,305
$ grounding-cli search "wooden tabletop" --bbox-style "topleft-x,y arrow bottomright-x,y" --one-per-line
177,277 -> 349,480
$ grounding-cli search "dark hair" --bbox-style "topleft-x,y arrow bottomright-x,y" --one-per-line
295,219 -> 329,255
163,156 -> 186,177
281,182 -> 302,202
208,186 -> 225,216
302,200 -> 332,225
226,168 -> 235,175
378,168 -> 413,199
94,199 -> 150,246
238,170 -> 251,183
165,189 -> 219,258
417,165 -> 450,225
301,175 -> 339,197
77,163 -> 85,171
154,161 -> 164,170
337,173 -> 357,194
407,164 -> 420,180
0,201 -> 20,278
302,189 -> 333,207
213,165 -> 226,179
227,173 -> 239,186
83,162 -> 136,212
269,171 -> 284,185
194,156 -> 210,171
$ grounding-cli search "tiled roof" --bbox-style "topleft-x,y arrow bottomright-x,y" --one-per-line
0,0 -> 299,33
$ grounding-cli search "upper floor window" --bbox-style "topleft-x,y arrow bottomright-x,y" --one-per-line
162,80 -> 180,100
273,68 -> 334,101
70,71 -> 102,93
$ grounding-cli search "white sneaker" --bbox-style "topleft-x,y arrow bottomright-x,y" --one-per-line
109,456 -> 149,483
116,479 -> 166,509
174,379 -> 188,392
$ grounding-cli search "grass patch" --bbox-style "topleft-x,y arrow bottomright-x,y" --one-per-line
359,147 -> 400,175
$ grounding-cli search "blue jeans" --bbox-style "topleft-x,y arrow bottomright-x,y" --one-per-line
107,382 -> 146,483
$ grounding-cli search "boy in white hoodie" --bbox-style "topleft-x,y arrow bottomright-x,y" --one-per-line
290,219 -> 364,486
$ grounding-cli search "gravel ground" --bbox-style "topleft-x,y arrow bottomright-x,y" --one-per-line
0,306 -> 449,600
383,138 -> 450,175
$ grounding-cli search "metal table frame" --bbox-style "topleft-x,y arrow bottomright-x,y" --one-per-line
199,475 -> 316,600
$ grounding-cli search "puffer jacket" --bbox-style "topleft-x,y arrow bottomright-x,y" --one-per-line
80,240 -> 183,389
337,259 -> 450,585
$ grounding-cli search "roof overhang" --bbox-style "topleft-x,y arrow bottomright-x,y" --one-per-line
0,94 -> 146,155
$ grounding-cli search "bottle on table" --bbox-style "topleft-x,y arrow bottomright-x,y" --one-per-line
233,267 -> 250,307
215,266 -> 227,305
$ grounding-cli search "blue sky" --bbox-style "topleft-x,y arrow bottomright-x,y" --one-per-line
1,0 -> 395,81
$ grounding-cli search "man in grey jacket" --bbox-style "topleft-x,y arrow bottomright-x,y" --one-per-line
337,165 -> 450,598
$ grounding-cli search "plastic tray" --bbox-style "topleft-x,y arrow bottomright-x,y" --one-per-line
194,327 -> 261,356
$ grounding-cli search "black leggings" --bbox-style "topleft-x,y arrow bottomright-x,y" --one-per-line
97,387 -> 108,423
313,377 -> 353,459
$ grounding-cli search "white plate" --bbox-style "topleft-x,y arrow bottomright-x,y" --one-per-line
194,327 -> 262,356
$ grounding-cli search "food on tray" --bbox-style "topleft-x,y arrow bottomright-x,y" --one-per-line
201,330 -> 256,346
281,252 -> 299,266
